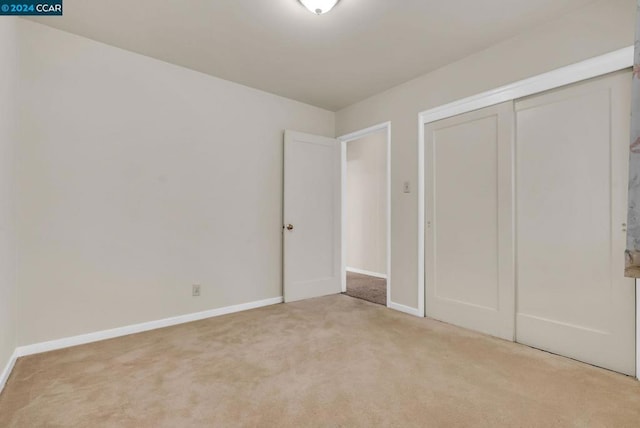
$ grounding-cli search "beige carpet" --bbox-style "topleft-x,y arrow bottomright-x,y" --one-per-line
1,295 -> 640,427
345,271 -> 386,305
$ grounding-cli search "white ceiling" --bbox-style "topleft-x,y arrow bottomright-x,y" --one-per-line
30,0 -> 598,110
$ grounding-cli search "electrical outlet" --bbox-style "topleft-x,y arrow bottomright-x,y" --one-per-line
192,284 -> 201,297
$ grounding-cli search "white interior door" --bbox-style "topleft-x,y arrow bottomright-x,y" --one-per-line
424,102 -> 515,340
515,71 -> 636,375
284,130 -> 341,303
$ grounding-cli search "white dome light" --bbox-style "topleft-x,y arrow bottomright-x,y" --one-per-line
299,0 -> 340,15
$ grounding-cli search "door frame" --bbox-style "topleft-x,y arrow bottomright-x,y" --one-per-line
338,122 -> 392,307
417,46 -> 639,379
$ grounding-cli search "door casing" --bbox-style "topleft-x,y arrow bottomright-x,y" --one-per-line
338,122 -> 392,308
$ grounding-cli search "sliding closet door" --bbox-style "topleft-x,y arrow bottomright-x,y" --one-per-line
424,102 -> 515,341
515,71 -> 636,375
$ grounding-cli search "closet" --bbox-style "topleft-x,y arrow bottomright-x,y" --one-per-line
423,70 -> 636,375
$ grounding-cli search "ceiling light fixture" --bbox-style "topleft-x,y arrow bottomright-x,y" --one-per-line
299,0 -> 340,15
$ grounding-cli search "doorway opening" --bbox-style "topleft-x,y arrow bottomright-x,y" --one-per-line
339,122 -> 391,306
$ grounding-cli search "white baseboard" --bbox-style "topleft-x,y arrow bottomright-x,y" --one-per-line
346,267 -> 387,279
15,296 -> 283,358
1,296 -> 283,394
388,301 -> 422,317
0,349 -> 18,396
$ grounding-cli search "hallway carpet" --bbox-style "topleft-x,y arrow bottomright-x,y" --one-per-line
1,295 -> 640,427
345,271 -> 386,305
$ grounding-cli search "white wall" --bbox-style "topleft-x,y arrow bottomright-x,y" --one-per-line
9,0 -> 636,347
15,20 -> 335,346
0,18 -> 17,374
335,0 -> 636,309
346,131 -> 387,275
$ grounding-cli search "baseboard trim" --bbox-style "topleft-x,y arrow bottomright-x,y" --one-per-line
388,301 -> 422,317
0,349 -> 18,396
346,267 -> 387,279
15,296 -> 283,358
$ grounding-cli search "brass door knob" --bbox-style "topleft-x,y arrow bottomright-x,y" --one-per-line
286,224 -> 294,231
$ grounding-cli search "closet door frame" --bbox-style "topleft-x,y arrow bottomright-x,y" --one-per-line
417,46 -> 639,379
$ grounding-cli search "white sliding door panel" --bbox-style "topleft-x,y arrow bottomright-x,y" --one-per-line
284,131 -> 341,303
424,102 -> 515,340
515,71 -> 636,375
